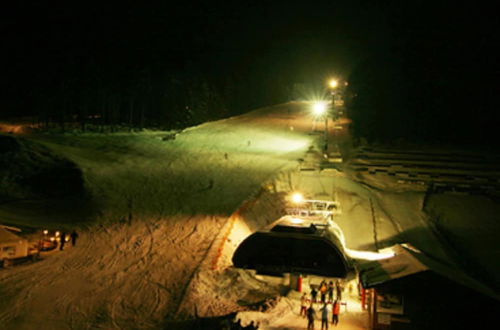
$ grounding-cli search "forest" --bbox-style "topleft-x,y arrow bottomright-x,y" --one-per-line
2,3 -> 498,148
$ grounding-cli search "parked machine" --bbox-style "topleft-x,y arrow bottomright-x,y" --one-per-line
0,225 -> 39,267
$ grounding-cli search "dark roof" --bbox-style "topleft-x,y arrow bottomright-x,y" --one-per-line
232,216 -> 351,277
0,227 -> 26,244
358,244 -> 500,301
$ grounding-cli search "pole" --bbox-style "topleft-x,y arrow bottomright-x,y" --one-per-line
324,115 -> 328,153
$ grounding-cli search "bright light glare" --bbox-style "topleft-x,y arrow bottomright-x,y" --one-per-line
265,137 -> 308,152
312,102 -> 327,116
291,192 -> 304,204
290,217 -> 304,224
329,79 -> 338,89
345,248 -> 395,261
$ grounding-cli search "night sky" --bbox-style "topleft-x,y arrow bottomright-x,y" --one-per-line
2,2 -> 499,146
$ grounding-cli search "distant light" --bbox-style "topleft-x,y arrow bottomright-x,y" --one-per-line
312,102 -> 327,116
290,217 -> 304,224
55,231 -> 60,237
291,192 -> 304,204
43,230 -> 48,235
329,79 -> 338,89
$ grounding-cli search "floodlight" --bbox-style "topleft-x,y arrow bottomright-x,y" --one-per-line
329,79 -> 338,89
291,192 -> 304,203
312,102 -> 327,116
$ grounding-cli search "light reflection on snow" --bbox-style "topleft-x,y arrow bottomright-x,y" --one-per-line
327,218 -> 396,261
345,248 -> 395,261
260,137 -> 308,152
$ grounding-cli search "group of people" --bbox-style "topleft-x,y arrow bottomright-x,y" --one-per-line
301,298 -> 341,329
300,279 -> 344,329
309,279 -> 343,304
59,230 -> 79,251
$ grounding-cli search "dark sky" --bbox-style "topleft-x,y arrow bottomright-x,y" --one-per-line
2,2 -> 498,121
2,2 -> 388,80
4,2 -> 495,77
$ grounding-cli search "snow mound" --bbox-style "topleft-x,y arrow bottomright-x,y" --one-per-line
0,135 -> 86,201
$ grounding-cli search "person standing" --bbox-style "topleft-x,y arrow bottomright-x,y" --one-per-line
335,280 -> 342,301
311,286 -> 318,304
307,304 -> 316,330
320,302 -> 329,330
332,300 -> 340,326
300,292 -> 309,317
70,230 -> 79,247
328,281 -> 334,302
59,232 -> 66,251
319,279 -> 328,303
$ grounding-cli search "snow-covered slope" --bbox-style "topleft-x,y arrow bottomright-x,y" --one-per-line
0,102 -> 315,329
1,101 -> 498,330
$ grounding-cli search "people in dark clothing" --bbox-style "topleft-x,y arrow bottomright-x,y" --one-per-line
244,320 -> 259,329
70,230 -> 79,246
310,286 -> 318,303
328,281 -> 334,302
320,303 -> 329,330
307,304 -> 316,330
59,232 -> 66,250
335,280 -> 342,301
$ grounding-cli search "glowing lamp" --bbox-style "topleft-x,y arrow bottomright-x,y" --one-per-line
312,102 -> 327,116
291,192 -> 304,204
329,79 -> 338,89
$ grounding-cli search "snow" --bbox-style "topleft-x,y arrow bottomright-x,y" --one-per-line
0,103 -> 315,329
1,101 -> 499,329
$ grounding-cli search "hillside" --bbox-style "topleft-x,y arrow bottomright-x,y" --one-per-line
1,102 -> 499,329
0,103 -> 314,329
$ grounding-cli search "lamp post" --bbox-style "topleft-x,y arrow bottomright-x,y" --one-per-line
328,79 -> 338,119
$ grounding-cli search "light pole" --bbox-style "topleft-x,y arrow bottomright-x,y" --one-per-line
328,79 -> 338,119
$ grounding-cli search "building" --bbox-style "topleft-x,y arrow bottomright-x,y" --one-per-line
358,244 -> 500,329
0,226 -> 29,266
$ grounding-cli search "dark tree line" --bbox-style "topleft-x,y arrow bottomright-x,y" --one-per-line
1,3 -> 294,132
2,53 -> 290,132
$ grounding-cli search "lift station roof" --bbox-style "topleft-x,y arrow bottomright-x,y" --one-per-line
232,216 -> 351,277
